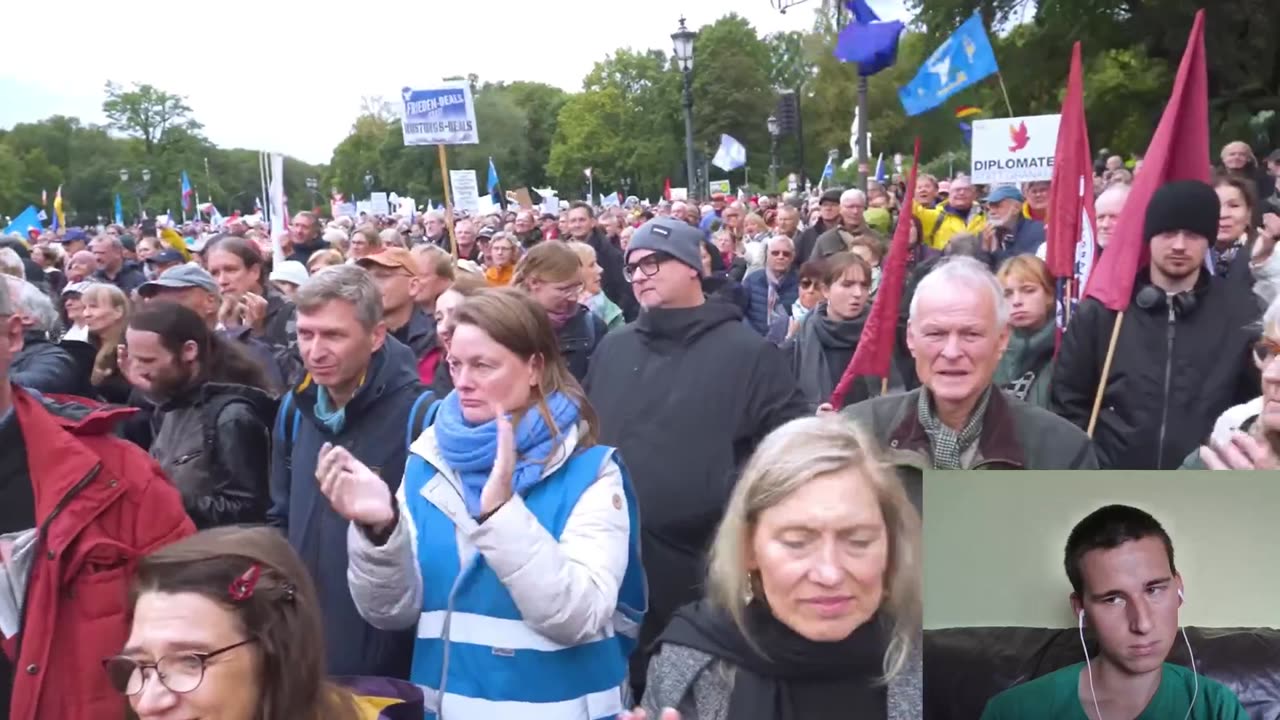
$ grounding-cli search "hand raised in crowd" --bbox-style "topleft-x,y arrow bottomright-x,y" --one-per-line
116,344 -> 150,393
618,709 -> 681,720
218,294 -> 245,327
241,291 -> 269,335
479,402 -> 516,517
1199,430 -> 1280,470
316,442 -> 396,531
1254,212 -> 1280,264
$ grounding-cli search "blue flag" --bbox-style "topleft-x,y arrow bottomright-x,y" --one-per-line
822,156 -> 836,179
898,12 -> 999,116
834,0 -> 903,76
487,157 -> 500,193
874,153 -> 886,184
114,193 -> 124,225
181,170 -> 193,210
958,121 -> 973,144
2,206 -> 42,237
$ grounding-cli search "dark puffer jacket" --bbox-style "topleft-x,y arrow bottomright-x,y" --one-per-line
741,269 -> 799,336
10,332 -> 80,394
556,303 -> 607,382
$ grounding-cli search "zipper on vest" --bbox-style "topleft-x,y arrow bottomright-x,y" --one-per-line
1155,305 -> 1176,468
12,463 -> 102,684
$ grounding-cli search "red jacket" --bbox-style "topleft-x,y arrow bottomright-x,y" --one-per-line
3,387 -> 194,720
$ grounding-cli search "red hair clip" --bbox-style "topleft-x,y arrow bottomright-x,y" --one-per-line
229,564 -> 262,602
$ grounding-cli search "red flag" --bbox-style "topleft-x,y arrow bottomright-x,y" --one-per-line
830,137 -> 922,410
1082,10 -> 1209,311
663,177 -> 672,202
1045,42 -> 1096,281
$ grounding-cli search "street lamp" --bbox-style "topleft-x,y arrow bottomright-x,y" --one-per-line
767,114 -> 781,192
305,177 -> 319,208
119,168 -> 152,219
671,17 -> 697,200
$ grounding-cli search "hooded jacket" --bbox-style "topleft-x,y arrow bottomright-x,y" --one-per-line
10,332 -> 79,395
149,381 -> 276,529
4,388 -> 194,720
1052,270 -> 1259,469
268,337 -> 427,679
584,301 -> 809,681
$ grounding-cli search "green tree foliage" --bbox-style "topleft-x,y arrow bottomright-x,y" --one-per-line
691,14 -> 775,189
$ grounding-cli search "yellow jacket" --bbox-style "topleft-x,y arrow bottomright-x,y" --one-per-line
913,202 -> 987,250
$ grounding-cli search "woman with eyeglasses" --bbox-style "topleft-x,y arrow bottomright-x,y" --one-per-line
485,233 -> 519,286
742,235 -> 799,338
513,241 -> 607,381
1188,293 -> 1280,469
104,525 -> 423,720
320,288 -> 646,719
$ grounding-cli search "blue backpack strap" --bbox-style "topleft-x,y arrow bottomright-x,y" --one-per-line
276,392 -> 296,472
406,391 -> 440,449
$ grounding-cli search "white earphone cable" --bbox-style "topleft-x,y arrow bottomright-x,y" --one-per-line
1079,609 -> 1105,720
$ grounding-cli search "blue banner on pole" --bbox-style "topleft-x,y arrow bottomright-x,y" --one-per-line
3,205 -> 43,236
898,12 -> 999,116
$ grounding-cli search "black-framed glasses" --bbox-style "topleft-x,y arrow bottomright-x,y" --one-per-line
1253,338 -> 1280,367
624,252 -> 673,282
103,638 -> 256,696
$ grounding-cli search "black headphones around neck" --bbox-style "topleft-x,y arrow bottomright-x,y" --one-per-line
1134,283 -> 1199,318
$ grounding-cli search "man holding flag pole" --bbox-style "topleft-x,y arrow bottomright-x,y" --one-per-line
1051,10 -> 1260,471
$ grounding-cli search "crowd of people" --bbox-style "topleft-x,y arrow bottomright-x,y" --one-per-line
0,138 -> 1277,720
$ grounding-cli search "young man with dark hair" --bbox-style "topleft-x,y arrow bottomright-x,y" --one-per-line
981,504 -> 1247,719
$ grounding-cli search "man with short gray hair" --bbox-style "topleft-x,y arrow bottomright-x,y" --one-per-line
812,187 -> 885,260
268,263 -> 432,680
4,276 -> 81,394
842,256 -> 1095,485
90,234 -> 147,294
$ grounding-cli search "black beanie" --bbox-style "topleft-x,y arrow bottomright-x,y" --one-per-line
1143,179 -> 1219,244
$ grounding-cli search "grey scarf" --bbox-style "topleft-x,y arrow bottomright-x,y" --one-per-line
917,387 -> 991,470
793,304 -> 867,408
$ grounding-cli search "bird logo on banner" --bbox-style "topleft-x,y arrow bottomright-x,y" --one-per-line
1008,121 -> 1030,152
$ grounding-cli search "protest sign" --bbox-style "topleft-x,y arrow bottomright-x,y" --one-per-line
708,179 -> 731,195
400,83 -> 479,146
476,196 -> 497,216
370,192 -> 390,216
449,170 -> 481,213
670,187 -> 688,201
971,114 -> 1060,184
514,188 -> 534,208
356,201 -> 373,216
336,202 -> 357,217
541,196 -> 560,217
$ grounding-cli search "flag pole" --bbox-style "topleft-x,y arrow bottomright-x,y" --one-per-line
437,144 -> 458,258
996,71 -> 1015,116
1086,312 -> 1124,436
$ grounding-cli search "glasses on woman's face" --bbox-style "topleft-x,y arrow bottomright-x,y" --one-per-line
800,279 -> 816,290
103,638 -> 255,696
1253,338 -> 1280,368
624,252 -> 672,282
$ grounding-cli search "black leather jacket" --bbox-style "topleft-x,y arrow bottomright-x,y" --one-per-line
149,382 -> 276,528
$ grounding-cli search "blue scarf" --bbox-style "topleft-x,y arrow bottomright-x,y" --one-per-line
314,387 -> 347,433
433,391 -> 581,517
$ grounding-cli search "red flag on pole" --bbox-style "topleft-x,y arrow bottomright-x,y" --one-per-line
663,177 -> 672,202
1045,41 -> 1096,282
829,137 -> 922,410
1082,10 -> 1210,311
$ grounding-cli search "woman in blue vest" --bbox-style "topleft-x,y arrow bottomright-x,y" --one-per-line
316,286 -> 646,720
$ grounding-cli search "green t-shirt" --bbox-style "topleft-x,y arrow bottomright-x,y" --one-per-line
980,661 -> 1249,720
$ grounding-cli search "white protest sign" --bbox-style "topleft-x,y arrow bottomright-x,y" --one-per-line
336,203 -> 357,217
476,195 -> 497,216
708,179 -> 731,195
356,201 -> 373,216
400,83 -> 479,146
541,196 -> 560,217
370,192 -> 390,216
449,170 -> 480,213
970,114 -> 1060,184
670,187 -> 688,201
396,197 -> 417,217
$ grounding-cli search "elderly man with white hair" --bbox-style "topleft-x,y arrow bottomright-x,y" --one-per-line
4,275 -> 82,394
812,188 -> 885,260
842,256 -> 1095,482
741,234 -> 799,337
912,174 -> 987,251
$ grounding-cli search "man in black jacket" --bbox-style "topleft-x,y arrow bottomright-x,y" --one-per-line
3,277 -> 80,394
1053,180 -> 1260,469
286,211 -> 327,263
796,188 -> 841,262
585,217 -> 808,693
357,247 -> 435,361
566,201 -> 638,321
89,234 -> 147,294
123,301 -> 276,529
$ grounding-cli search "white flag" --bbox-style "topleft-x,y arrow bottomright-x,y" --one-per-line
712,134 -> 747,172
584,167 -> 592,179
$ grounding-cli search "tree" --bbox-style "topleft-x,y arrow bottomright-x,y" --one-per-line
103,81 -> 204,156
691,14 -> 775,189
503,82 -> 569,190
546,88 -> 628,196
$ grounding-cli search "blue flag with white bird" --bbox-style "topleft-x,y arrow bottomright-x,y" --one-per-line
898,11 -> 999,116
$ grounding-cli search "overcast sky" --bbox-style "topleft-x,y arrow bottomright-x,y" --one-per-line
3,0 -> 908,165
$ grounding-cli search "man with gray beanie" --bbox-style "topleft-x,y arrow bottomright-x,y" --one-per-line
1053,179 -> 1260,469
584,217 -> 809,696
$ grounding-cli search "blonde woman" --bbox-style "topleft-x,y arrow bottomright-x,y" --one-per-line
81,283 -> 133,403
632,416 -> 922,720
513,241 -> 607,381
566,241 -> 624,331
484,233 -> 518,286
993,254 -> 1056,409
307,249 -> 345,274
348,225 -> 383,260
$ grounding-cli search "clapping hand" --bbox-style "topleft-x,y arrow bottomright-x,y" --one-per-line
316,443 -> 396,532
479,403 -> 515,517
1199,431 -> 1279,471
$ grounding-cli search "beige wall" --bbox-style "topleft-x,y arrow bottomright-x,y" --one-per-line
924,471 -> 1280,630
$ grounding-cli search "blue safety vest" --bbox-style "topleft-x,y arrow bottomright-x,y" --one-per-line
402,443 -> 646,720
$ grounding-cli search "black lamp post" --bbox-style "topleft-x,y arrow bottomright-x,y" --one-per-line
119,168 -> 151,219
767,115 -> 781,192
305,177 -> 319,208
671,17 -> 697,201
